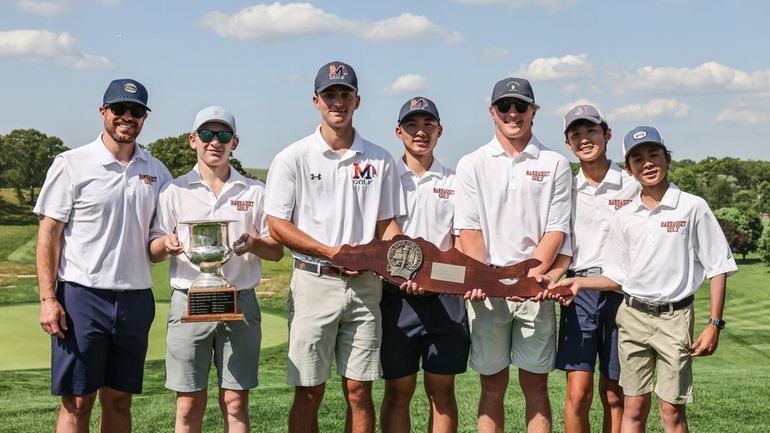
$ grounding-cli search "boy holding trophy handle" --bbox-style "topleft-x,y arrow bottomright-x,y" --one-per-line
148,106 -> 283,433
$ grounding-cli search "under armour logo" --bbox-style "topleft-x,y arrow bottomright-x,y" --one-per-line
310,173 -> 322,181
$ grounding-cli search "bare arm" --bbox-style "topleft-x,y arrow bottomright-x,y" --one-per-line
268,215 -> 337,260
36,215 -> 67,338
529,231 -> 565,277
691,273 -> 727,357
148,234 -> 183,263
376,217 -> 402,241
459,229 -> 487,301
233,233 -> 284,261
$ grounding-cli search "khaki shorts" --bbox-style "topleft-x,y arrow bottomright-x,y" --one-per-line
165,289 -> 262,392
286,269 -> 382,386
467,298 -> 556,375
616,301 -> 694,404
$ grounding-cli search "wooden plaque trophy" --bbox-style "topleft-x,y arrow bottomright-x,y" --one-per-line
331,235 -> 571,298
180,220 -> 244,322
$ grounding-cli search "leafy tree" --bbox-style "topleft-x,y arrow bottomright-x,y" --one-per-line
704,174 -> 737,210
0,129 -> 69,204
756,181 -> 770,216
718,219 -> 750,260
714,207 -> 762,260
669,166 -> 704,196
757,223 -> 770,264
147,133 -> 248,179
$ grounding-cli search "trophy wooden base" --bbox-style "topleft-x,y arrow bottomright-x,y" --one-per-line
181,286 -> 244,322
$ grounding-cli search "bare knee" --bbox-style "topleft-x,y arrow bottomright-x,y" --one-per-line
99,388 -> 132,413
220,390 -> 249,418
343,379 -> 373,407
176,391 -> 207,425
659,401 -> 687,427
61,393 -> 97,418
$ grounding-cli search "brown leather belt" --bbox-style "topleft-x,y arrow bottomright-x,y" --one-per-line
293,259 -> 341,276
624,294 -> 693,315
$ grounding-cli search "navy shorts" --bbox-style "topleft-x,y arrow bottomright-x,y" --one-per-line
51,281 -> 155,395
380,283 -> 470,379
555,289 -> 622,380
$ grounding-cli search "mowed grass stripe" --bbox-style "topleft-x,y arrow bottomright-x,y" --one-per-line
0,303 -> 288,371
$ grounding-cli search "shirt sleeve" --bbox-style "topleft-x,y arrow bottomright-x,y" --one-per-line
453,155 -> 481,231
153,182 -> 178,239
601,215 -> 629,286
264,150 -> 297,221
694,201 -> 739,278
377,152 -> 404,220
149,164 -> 174,240
256,187 -> 271,238
545,157 -> 572,234
33,155 -> 73,223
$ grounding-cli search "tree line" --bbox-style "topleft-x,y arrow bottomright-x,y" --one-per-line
2,128 -> 769,263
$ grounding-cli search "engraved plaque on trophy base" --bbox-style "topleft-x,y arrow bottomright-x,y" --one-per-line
182,287 -> 244,323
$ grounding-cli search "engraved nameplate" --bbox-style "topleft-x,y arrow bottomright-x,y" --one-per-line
430,262 -> 466,284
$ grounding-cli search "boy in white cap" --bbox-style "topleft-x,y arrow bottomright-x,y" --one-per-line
551,126 -> 737,433
557,105 -> 640,433
379,97 -> 470,433
149,106 -> 283,433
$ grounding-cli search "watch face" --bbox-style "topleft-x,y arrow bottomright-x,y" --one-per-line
709,318 -> 726,329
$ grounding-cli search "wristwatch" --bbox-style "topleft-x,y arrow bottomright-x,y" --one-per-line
708,318 -> 726,329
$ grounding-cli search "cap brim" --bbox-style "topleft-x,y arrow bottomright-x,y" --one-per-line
105,97 -> 151,111
624,141 -> 666,159
564,116 -> 602,133
491,94 -> 534,105
315,82 -> 358,93
193,119 -> 235,133
398,110 -> 439,124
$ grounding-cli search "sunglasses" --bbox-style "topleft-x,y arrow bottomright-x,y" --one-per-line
494,99 -> 530,114
107,104 -> 147,118
196,129 -> 234,144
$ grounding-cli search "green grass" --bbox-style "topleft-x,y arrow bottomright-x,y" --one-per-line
1,217 -> 769,432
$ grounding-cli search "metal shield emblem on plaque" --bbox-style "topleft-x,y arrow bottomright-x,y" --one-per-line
386,240 -> 423,280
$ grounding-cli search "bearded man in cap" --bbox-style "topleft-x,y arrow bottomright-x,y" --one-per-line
35,78 -> 171,433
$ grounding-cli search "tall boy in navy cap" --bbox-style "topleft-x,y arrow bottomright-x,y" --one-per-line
35,78 -> 170,432
552,126 -> 737,433
265,61 -> 405,433
454,77 -> 572,433
379,97 -> 470,433
557,105 -> 640,433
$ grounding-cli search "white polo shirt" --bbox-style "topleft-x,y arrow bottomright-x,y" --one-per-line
454,135 -> 572,266
33,135 -> 171,290
569,162 -> 640,271
265,126 -> 404,261
396,157 -> 455,251
155,165 -> 270,291
602,183 -> 738,303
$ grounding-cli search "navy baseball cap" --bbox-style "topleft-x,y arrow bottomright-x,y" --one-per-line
103,78 -> 150,111
314,61 -> 358,93
563,104 -> 605,133
622,126 -> 667,159
491,77 -> 535,104
398,96 -> 440,124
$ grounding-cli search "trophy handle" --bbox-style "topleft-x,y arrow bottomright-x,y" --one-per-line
219,241 -> 248,266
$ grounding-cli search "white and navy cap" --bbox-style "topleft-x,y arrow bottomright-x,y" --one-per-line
314,61 -> 358,93
103,78 -> 150,110
622,126 -> 666,159
491,77 -> 535,104
563,104 -> 605,133
397,96 -> 440,124
192,106 -> 236,133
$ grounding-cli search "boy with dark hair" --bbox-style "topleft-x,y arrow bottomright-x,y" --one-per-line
557,105 -> 640,433
552,126 -> 737,433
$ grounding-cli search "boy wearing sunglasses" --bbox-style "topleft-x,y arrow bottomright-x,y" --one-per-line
35,79 -> 172,432
454,77 -> 572,433
265,61 -> 405,433
551,127 -> 737,433
556,105 -> 641,433
149,106 -> 283,433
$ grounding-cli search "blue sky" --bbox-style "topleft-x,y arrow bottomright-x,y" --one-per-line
1,0 -> 769,169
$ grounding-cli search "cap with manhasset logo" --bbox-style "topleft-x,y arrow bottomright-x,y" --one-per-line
103,78 -> 150,110
397,96 -> 440,124
192,106 -> 236,133
491,77 -> 535,105
623,126 -> 667,159
563,104 -> 605,133
314,61 -> 358,93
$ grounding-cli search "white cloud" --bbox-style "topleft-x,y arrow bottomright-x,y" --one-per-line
199,2 -> 357,41
0,30 -> 114,70
362,13 -> 465,44
199,3 -> 463,44
608,98 -> 689,121
456,0 -> 577,11
619,61 -> 770,93
384,74 -> 427,96
547,99 -> 601,116
714,108 -> 770,125
517,54 -> 594,80
16,0 -> 73,17
483,47 -> 509,58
